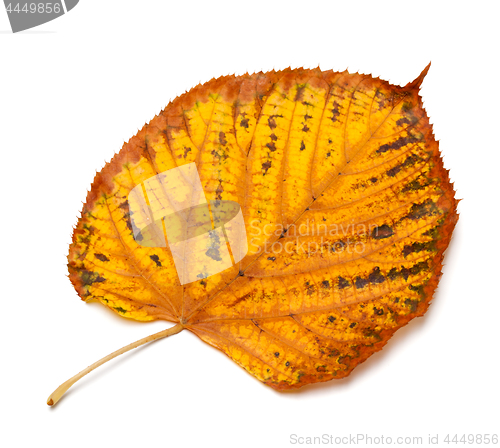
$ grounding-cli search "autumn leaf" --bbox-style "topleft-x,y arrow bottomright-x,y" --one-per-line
48,64 -> 458,405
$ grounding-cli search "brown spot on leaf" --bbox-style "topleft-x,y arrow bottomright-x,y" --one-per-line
331,101 -> 341,122
402,241 -> 436,257
294,85 -> 306,102
372,224 -> 394,240
376,134 -> 419,154
396,117 -> 411,127
262,161 -> 272,175
338,276 -> 350,289
405,299 -> 419,313
266,142 -> 277,152
211,149 -> 228,160
80,270 -> 106,286
125,214 -> 133,232
305,283 -> 315,295
368,267 -> 385,284
268,114 -> 282,130
150,254 -> 162,267
206,247 -> 222,261
355,277 -> 368,289
386,153 -> 421,177
219,131 -> 227,146
216,183 -> 224,200
94,253 -> 109,262
405,199 -> 439,221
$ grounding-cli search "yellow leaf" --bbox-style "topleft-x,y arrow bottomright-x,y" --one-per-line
60,65 -> 457,398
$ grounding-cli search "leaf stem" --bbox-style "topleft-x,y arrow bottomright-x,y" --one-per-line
47,323 -> 184,406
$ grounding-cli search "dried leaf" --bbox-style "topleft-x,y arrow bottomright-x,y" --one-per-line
66,65 -> 457,392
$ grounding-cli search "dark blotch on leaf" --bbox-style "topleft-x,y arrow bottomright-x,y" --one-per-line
206,232 -> 223,261
387,268 -> 399,281
355,276 -> 368,289
338,276 -> 350,289
113,306 -> 127,314
150,254 -> 162,267
386,153 -> 421,177
376,134 -> 419,154
266,142 -> 277,152
372,224 -> 394,240
402,241 -> 436,258
268,115 -> 282,130
368,267 -> 385,284
206,247 -> 222,262
405,298 -> 419,313
80,270 -> 106,286
262,161 -> 272,175
331,101 -> 341,122
406,200 -> 439,220
294,85 -> 306,102
396,117 -> 411,127
94,253 -> 109,262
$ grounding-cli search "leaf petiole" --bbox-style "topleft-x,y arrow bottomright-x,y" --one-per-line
47,323 -> 184,406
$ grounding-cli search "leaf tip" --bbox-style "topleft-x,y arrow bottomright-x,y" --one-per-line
407,62 -> 431,90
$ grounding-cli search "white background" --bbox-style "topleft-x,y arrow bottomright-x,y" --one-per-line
1,1 -> 499,447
